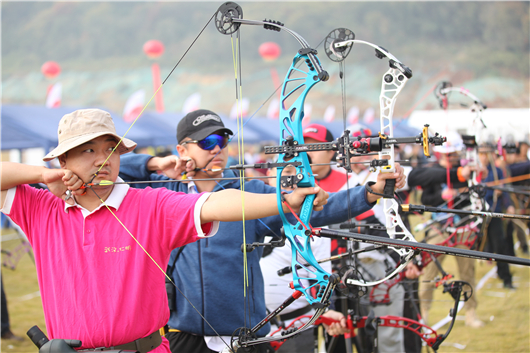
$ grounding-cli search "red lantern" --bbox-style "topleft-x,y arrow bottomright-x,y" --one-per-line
259,42 -> 281,62
41,61 -> 61,79
143,40 -> 165,58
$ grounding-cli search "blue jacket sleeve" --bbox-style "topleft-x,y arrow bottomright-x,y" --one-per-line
256,184 -> 374,236
508,161 -> 530,177
309,186 -> 374,226
484,166 -> 513,212
119,153 -> 182,191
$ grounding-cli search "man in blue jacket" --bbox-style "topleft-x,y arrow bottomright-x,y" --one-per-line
120,109 -> 406,353
478,143 -> 516,289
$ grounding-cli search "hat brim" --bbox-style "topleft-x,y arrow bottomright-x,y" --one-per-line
433,146 -> 458,154
185,126 -> 234,143
303,132 -> 327,143
43,132 -> 137,161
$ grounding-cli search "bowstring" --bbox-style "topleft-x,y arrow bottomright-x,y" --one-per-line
92,12 -> 217,179
229,26 -> 253,331
74,9 -> 236,352
336,56 -> 362,324
84,184 -> 232,350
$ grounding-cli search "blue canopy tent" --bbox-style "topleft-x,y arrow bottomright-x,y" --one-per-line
1,105 -> 279,157
2,105 -> 428,152
139,110 -> 272,145
1,115 -> 53,150
1,105 -> 181,152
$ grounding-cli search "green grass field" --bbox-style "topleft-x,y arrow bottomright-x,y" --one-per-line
1,227 -> 529,353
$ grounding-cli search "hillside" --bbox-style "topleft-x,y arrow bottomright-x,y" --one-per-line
2,1 -> 529,117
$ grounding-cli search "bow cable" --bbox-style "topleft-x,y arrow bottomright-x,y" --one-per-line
73,8 -> 235,352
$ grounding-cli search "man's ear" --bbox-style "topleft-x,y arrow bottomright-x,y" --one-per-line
176,144 -> 187,157
58,154 -> 67,168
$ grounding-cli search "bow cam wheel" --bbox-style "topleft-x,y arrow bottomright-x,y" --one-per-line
215,2 -> 243,35
324,28 -> 355,62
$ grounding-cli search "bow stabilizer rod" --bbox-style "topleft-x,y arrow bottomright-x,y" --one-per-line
401,204 -> 530,221
314,228 -> 530,266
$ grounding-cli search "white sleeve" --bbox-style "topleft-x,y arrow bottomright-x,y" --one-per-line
193,192 -> 219,238
0,187 -> 17,214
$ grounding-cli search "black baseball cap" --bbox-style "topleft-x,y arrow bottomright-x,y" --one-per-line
177,109 -> 233,144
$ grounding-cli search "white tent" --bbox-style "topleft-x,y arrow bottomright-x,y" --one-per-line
408,108 -> 530,143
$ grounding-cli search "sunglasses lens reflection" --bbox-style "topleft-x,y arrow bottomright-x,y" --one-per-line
198,134 -> 228,150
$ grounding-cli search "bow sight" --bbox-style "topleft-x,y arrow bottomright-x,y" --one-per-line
263,125 -> 446,179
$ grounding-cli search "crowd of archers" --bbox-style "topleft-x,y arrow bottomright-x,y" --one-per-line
2,4 -> 530,353
1,108 -> 528,353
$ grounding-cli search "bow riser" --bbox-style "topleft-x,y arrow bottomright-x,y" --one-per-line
378,67 -> 409,174
276,52 -> 332,305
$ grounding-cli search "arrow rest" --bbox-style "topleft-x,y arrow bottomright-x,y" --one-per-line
468,184 -> 487,199
443,280 -> 473,302
242,234 -> 286,253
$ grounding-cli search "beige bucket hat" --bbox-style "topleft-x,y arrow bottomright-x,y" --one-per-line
43,109 -> 137,161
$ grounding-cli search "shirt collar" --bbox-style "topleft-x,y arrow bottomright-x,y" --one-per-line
187,180 -> 198,194
186,172 -> 224,194
64,176 -> 129,216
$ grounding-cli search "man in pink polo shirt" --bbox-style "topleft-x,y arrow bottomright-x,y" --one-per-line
0,109 -> 328,353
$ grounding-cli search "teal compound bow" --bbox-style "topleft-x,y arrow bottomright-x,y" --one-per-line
215,2 -> 340,351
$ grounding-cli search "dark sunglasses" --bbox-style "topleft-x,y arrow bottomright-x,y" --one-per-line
181,134 -> 229,150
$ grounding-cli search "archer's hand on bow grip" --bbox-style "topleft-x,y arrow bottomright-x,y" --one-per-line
367,163 -> 406,202
321,310 -> 350,336
282,186 -> 328,213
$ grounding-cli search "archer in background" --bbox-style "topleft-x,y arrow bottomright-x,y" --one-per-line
516,141 -> 529,163
477,143 -> 516,289
266,124 -> 421,353
119,110 -> 406,353
332,127 -> 422,353
499,142 -> 530,256
1,276 -> 24,341
408,131 -> 485,328
0,109 -> 329,353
